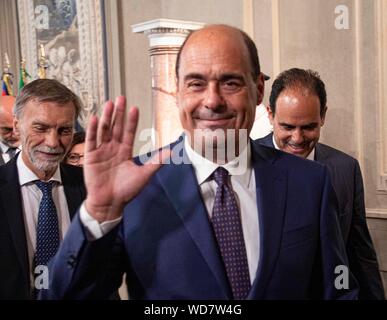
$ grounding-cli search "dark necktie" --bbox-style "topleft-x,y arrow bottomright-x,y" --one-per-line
34,181 -> 60,268
8,147 -> 17,158
211,167 -> 251,300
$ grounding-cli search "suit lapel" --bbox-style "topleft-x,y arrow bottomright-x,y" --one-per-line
157,143 -> 232,299
248,142 -> 288,299
157,139 -> 288,299
257,132 -> 275,148
0,154 -> 5,165
314,143 -> 327,162
61,165 -> 85,219
0,157 -> 30,284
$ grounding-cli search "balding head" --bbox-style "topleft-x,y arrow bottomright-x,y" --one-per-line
0,95 -> 16,115
175,24 -> 261,82
0,96 -> 20,148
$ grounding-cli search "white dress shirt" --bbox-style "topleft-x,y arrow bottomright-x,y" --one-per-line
17,155 -> 71,287
80,139 -> 260,283
0,141 -> 20,163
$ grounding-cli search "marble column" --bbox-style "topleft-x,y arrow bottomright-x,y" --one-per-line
132,19 -> 204,148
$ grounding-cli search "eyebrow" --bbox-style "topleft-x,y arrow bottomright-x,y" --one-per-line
279,122 -> 319,128
32,121 -> 74,128
183,73 -> 206,82
219,73 -> 245,82
183,72 -> 245,82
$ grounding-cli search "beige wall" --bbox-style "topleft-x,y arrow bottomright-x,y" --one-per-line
1,0 -> 386,295
104,0 -> 387,292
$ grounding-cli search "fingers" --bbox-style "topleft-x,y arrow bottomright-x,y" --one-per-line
122,106 -> 139,158
97,100 -> 114,145
111,96 -> 126,142
85,115 -> 98,153
86,97 -> 139,159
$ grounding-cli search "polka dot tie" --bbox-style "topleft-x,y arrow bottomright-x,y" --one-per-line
34,181 -> 60,268
211,167 -> 251,300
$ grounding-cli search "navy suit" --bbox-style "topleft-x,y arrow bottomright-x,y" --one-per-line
0,155 -> 86,299
257,133 -> 384,299
42,138 -> 357,299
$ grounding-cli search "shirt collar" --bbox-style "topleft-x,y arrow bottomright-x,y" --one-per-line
0,140 -> 21,154
271,134 -> 315,161
17,153 -> 62,186
0,140 -> 10,153
184,138 -> 252,187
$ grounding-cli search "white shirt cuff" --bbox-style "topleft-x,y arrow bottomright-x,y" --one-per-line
79,202 -> 122,240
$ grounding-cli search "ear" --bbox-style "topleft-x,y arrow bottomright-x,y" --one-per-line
321,106 -> 328,126
256,73 -> 265,105
267,105 -> 275,125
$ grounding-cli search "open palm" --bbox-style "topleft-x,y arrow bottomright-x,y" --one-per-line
83,96 -> 169,222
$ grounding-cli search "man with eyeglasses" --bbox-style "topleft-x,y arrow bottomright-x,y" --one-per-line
0,96 -> 20,165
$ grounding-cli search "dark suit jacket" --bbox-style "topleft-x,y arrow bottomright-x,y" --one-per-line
42,138 -> 358,300
0,155 -> 86,299
257,133 -> 385,299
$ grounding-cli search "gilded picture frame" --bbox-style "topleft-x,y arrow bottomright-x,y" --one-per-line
17,0 -> 107,128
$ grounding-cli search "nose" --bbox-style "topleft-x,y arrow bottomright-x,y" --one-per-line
291,128 -> 304,144
204,83 -> 225,110
45,130 -> 60,148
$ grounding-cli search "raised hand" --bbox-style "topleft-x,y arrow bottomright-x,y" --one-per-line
84,96 -> 170,222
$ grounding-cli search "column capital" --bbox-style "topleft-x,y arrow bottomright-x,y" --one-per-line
132,18 -> 205,47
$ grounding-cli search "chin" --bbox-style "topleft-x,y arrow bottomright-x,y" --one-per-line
34,161 -> 61,173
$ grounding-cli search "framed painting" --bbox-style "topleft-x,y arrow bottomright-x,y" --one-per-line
17,0 -> 107,128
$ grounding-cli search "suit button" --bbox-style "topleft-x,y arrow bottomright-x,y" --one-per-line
67,254 -> 77,269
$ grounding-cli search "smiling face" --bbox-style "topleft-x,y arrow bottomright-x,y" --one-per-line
176,25 -> 264,160
268,88 -> 326,159
14,99 -> 75,180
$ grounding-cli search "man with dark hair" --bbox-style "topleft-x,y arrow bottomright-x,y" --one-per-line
0,79 -> 86,299
43,25 -> 356,300
0,95 -> 20,165
258,68 -> 385,299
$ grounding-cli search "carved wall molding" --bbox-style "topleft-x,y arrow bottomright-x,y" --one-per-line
376,0 -> 387,191
17,0 -> 107,128
18,0 -> 37,80
75,0 -> 106,125
271,0 -> 281,78
367,208 -> 387,219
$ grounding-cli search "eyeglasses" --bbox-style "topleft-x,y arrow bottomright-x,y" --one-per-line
66,153 -> 84,164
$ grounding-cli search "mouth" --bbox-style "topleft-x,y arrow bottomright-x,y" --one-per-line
35,151 -> 63,160
6,139 -> 19,144
286,144 -> 308,154
196,116 -> 234,128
